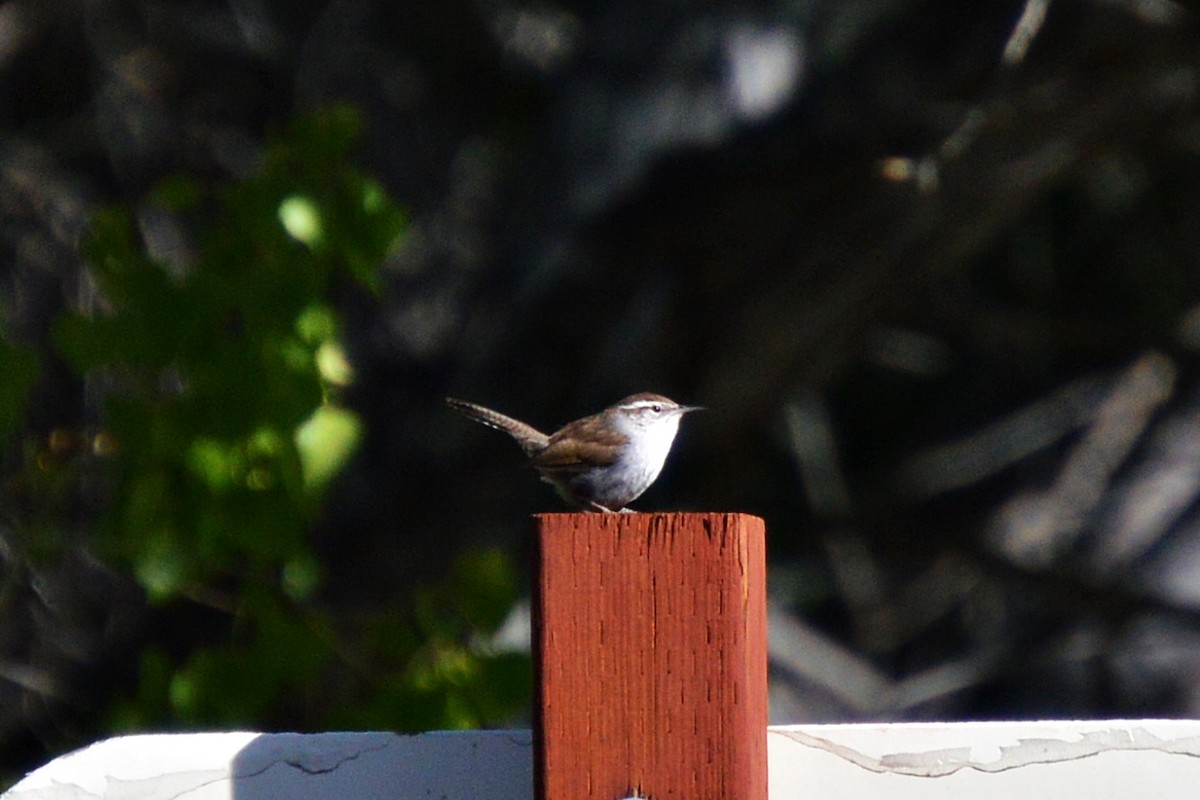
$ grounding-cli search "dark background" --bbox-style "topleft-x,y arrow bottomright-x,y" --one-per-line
5,0 -> 1200,785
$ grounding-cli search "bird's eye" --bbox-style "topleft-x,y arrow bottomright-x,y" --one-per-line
651,404 -> 662,413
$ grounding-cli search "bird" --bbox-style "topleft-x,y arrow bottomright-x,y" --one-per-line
446,393 -> 702,512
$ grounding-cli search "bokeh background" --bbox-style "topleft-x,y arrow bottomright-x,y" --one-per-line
4,0 -> 1200,785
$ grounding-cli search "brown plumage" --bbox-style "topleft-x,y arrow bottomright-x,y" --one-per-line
446,393 -> 700,512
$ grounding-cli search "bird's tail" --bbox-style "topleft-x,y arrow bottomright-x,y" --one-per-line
446,397 -> 550,456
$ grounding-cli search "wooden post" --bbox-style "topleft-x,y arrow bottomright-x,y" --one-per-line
533,512 -> 768,800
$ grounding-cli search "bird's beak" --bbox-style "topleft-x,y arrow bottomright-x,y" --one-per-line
681,405 -> 705,414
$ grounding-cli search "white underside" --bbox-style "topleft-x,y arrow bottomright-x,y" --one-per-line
612,414 -> 682,496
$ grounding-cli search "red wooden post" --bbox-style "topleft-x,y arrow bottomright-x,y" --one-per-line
533,512 -> 768,800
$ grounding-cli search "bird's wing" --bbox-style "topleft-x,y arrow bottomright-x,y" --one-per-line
530,420 -> 624,473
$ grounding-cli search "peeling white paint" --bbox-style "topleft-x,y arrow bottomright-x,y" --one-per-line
768,721 -> 1200,799
5,730 -> 534,800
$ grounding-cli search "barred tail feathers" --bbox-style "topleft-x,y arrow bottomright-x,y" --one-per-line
445,397 -> 550,456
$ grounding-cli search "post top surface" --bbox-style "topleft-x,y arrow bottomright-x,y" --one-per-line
531,510 -> 764,522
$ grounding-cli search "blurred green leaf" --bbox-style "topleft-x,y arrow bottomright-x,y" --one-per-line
278,194 -> 324,247
294,404 -> 361,490
0,335 -> 37,439
281,555 -> 322,601
450,547 -> 519,634
295,304 -> 337,345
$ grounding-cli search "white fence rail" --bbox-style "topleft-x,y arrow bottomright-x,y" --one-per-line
7,720 -> 1200,800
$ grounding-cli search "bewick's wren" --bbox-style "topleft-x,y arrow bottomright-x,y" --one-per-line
446,393 -> 702,512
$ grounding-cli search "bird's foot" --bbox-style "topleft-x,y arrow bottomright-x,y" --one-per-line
584,502 -> 635,513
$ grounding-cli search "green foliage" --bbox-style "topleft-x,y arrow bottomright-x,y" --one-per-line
45,107 -> 529,734
56,108 -> 392,602
330,545 -> 529,732
0,336 -> 37,441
